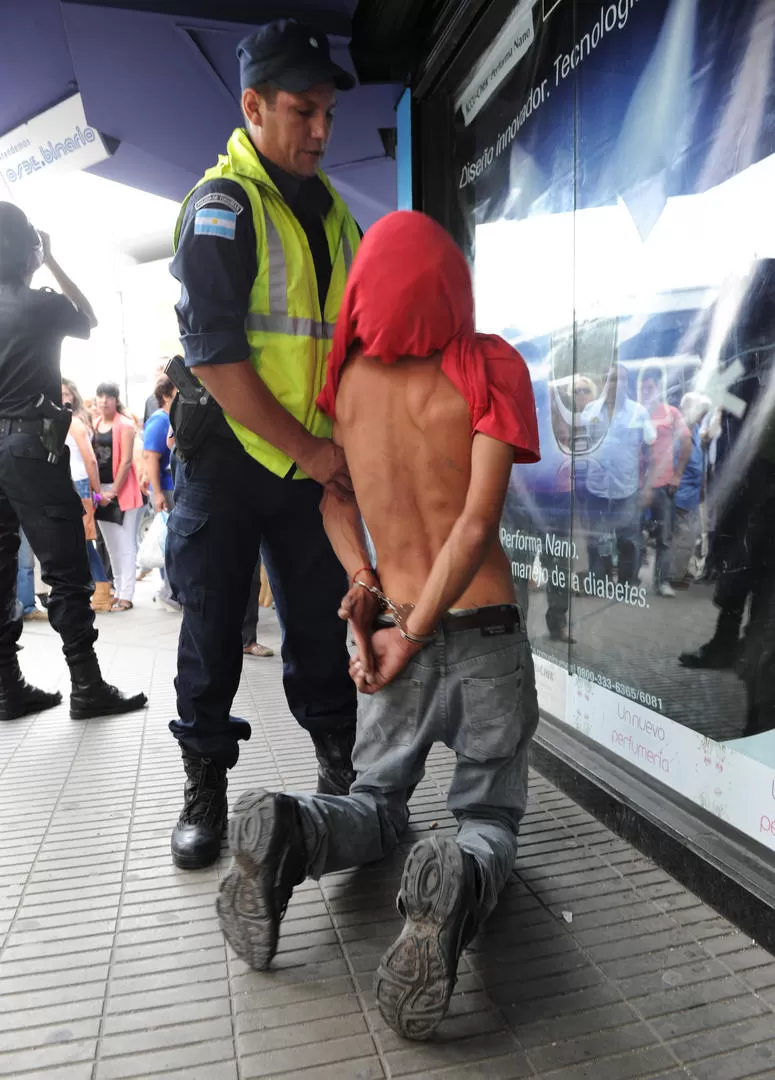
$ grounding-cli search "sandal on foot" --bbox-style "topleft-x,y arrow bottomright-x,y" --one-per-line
111,600 -> 133,612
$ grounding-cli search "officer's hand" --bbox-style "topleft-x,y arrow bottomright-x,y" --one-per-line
300,437 -> 353,497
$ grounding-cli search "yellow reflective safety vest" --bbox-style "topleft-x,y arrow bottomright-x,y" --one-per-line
173,128 -> 361,478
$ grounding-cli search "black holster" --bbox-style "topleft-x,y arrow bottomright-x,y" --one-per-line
169,394 -> 236,464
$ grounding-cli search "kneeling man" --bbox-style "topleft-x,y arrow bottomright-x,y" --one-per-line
216,211 -> 540,1040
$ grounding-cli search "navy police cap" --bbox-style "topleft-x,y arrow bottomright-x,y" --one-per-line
237,20 -> 356,93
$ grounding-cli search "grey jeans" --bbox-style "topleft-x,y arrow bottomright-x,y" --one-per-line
291,610 -> 539,920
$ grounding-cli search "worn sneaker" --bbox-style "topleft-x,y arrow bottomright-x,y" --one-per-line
216,790 -> 307,971
655,582 -> 677,598
375,837 -> 478,1041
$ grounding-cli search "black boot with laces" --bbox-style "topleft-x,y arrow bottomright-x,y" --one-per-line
311,725 -> 356,795
171,752 -> 228,870
68,652 -> 147,720
0,657 -> 62,721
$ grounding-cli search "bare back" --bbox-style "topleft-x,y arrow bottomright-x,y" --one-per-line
336,350 -> 515,609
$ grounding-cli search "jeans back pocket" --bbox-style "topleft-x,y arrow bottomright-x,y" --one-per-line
455,668 -> 525,763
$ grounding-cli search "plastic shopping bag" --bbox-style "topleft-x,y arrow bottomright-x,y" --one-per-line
138,510 -> 168,570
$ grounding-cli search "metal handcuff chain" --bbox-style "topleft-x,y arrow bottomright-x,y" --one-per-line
353,580 -> 436,646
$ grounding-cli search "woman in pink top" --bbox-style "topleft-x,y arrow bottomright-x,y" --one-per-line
93,381 -> 144,610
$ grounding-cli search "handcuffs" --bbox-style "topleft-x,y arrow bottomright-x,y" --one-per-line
353,580 -> 436,646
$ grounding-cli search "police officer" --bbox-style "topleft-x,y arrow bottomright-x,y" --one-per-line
0,203 -> 147,721
167,20 -> 361,870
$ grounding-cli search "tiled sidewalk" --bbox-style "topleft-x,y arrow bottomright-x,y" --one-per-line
2,584 -> 775,1080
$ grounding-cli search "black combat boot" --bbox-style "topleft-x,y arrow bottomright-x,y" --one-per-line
217,789 -> 307,969
171,752 -> 228,870
68,652 -> 148,720
311,725 -> 356,795
375,837 -> 479,1041
679,609 -> 741,670
0,657 -> 62,721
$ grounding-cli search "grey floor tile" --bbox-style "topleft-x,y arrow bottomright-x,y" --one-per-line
3,605 -> 774,1080
239,1033 -> 377,1077
538,1045 -> 677,1079
94,1038 -> 237,1080
0,1038 -> 98,1077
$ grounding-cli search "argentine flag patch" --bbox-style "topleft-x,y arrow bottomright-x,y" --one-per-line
194,206 -> 237,239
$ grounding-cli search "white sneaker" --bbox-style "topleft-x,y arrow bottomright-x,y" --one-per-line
655,583 -> 677,598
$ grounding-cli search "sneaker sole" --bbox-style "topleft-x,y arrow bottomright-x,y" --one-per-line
216,789 -> 281,971
375,837 -> 467,1041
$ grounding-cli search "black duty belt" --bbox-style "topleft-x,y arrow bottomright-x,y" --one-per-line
0,418 -> 46,437
441,604 -> 522,636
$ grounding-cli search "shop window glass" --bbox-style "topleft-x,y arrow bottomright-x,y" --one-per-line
443,0 -> 775,850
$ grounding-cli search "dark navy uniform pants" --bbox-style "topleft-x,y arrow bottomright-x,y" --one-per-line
166,437 -> 356,770
0,434 -> 96,668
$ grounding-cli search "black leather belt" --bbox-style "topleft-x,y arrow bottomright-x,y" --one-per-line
378,604 -> 522,638
441,604 -> 521,636
0,418 -> 45,437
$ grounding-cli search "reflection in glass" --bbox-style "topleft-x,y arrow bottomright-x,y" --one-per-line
452,0 -> 775,798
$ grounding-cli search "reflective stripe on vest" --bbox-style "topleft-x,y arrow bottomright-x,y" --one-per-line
245,312 -> 336,338
264,212 -> 287,314
246,210 -> 357,340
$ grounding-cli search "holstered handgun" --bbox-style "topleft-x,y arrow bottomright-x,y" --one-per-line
35,395 -> 72,463
165,355 -> 235,463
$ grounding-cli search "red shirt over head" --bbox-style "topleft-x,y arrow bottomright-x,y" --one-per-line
316,210 -> 540,464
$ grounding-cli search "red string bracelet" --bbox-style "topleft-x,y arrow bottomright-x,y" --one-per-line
352,565 -> 376,584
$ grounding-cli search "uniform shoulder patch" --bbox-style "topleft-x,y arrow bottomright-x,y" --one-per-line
194,191 -> 244,215
194,207 -> 237,240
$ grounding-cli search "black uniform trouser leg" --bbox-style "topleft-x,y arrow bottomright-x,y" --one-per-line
0,436 -> 96,667
166,442 -> 355,771
0,487 -> 22,666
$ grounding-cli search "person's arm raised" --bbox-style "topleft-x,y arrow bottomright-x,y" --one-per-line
192,361 -> 351,496
39,232 -> 97,329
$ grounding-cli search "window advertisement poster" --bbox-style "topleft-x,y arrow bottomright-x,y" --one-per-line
449,0 -> 775,850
